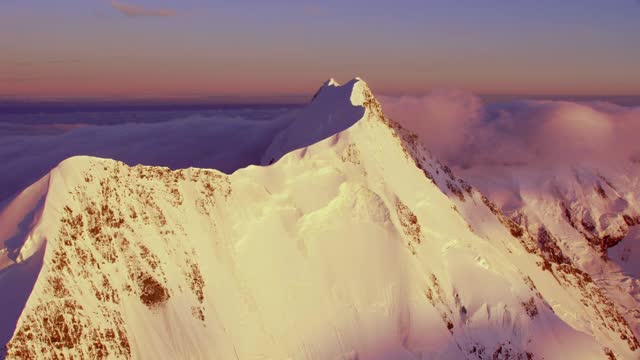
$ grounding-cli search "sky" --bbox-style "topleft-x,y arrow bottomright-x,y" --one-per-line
1,0 -> 639,99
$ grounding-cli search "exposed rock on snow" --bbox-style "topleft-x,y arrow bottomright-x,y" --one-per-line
1,79 -> 638,359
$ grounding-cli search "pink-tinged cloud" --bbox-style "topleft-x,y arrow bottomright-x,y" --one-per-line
379,89 -> 485,162
110,1 -> 176,17
379,92 -> 640,168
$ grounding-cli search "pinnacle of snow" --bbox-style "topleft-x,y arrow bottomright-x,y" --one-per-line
324,78 -> 340,87
260,77 -> 374,165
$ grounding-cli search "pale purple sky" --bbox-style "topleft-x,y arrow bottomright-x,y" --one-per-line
1,0 -> 639,98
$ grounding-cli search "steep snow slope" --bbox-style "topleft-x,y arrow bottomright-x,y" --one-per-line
459,164 -> 640,340
1,79 -> 638,359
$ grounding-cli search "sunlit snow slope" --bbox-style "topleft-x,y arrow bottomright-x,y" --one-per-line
1,79 -> 638,359
459,163 -> 640,346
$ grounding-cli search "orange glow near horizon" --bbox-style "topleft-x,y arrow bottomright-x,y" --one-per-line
1,1 -> 639,99
2,50 -> 639,99
3,67 -> 640,100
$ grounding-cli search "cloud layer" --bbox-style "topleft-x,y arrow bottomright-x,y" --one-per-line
111,1 -> 176,17
1,91 -> 638,202
0,108 -> 293,202
379,92 -> 640,169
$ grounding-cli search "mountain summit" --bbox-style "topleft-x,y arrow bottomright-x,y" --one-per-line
0,79 -> 638,359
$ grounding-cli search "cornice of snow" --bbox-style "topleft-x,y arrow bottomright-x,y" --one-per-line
261,77 -> 375,165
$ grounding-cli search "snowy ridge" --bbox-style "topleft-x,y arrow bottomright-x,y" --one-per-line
458,164 -> 640,340
0,79 -> 638,359
260,78 -> 369,165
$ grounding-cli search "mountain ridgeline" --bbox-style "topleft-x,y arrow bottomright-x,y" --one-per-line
0,79 -> 638,359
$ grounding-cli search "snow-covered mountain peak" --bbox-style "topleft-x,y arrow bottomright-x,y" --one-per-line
261,77 -> 376,165
312,77 -> 370,106
1,79 -> 639,359
323,77 -> 340,87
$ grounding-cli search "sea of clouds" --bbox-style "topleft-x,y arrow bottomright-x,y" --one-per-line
2,92 -> 639,203
0,108 -> 294,202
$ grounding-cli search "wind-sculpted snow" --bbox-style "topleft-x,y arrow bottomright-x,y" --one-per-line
1,79 -> 639,359
260,78 -> 366,165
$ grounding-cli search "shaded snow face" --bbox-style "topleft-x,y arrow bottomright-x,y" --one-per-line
379,92 -> 640,168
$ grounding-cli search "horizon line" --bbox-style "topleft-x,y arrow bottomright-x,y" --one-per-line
1,92 -> 640,104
